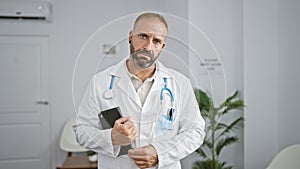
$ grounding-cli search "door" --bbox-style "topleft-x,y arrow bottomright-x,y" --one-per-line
0,36 -> 50,169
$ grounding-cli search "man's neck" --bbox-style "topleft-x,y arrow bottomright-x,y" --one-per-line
126,59 -> 156,82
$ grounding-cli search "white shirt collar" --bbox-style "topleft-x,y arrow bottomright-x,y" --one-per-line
124,60 -> 158,82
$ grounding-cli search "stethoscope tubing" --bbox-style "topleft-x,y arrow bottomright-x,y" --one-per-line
160,77 -> 174,103
104,74 -> 175,129
109,75 -> 115,90
105,75 -> 175,103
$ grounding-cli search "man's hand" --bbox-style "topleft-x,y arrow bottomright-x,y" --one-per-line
128,145 -> 158,169
111,117 -> 136,146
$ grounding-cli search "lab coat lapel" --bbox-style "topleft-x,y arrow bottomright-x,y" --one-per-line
114,60 -> 142,108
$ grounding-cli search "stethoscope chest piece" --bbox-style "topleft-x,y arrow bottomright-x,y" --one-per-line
103,89 -> 113,100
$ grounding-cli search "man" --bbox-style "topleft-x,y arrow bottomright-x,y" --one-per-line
74,12 -> 205,169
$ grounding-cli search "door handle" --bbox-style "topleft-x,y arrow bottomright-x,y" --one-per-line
36,101 -> 49,105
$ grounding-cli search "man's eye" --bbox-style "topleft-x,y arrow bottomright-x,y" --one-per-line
139,34 -> 147,39
153,39 -> 162,45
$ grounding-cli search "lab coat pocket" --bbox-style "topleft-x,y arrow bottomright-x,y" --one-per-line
154,110 -> 176,139
159,110 -> 175,130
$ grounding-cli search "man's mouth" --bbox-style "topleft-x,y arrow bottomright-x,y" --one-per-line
137,54 -> 151,61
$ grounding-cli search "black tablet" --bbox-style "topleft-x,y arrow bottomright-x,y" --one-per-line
98,107 -> 132,156
98,107 -> 122,129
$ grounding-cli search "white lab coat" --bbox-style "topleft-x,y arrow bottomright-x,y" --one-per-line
74,59 -> 205,169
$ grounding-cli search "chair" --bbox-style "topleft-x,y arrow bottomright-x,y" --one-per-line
57,117 -> 97,169
266,144 -> 300,169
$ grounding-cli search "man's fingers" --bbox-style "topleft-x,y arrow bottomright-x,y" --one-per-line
115,117 -> 129,124
131,129 -> 137,138
124,121 -> 134,129
128,146 -> 158,168
128,153 -> 155,160
118,126 -> 135,136
128,148 -> 144,156
135,160 -> 148,168
115,119 -> 136,136
128,147 -> 155,156
134,162 -> 147,169
131,156 -> 156,169
128,155 -> 144,160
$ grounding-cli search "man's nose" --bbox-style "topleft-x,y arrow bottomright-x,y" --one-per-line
144,39 -> 154,51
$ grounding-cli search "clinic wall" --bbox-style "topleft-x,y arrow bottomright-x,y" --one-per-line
49,0 -> 189,168
187,1 -> 244,169
277,0 -> 300,151
243,0 -> 279,168
244,0 -> 300,168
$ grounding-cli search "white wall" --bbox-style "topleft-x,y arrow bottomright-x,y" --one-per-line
244,0 -> 300,168
188,1 -> 244,169
244,0 -> 279,168
278,0 -> 300,151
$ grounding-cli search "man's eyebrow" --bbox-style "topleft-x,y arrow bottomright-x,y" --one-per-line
135,32 -> 165,40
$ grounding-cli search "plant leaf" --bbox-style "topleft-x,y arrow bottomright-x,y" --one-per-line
216,136 -> 239,156
201,110 -> 209,118
204,140 -> 213,149
192,160 -> 211,169
215,122 -> 228,131
195,147 -> 207,159
225,90 -> 239,103
218,90 -> 239,109
219,117 -> 244,136
223,100 -> 244,114
194,88 -> 212,113
192,159 -> 233,169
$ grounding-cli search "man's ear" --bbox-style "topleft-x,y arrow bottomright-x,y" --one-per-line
129,31 -> 133,43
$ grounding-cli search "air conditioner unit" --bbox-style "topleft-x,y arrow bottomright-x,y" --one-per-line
0,1 -> 52,22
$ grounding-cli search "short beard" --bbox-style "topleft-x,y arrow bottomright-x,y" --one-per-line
130,43 -> 160,69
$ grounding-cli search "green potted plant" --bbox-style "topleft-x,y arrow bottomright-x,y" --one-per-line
193,89 -> 244,169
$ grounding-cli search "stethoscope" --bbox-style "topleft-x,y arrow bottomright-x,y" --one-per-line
103,75 -> 115,100
160,77 -> 175,124
103,74 -> 175,129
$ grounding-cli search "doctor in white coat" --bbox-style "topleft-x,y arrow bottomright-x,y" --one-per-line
74,12 -> 205,169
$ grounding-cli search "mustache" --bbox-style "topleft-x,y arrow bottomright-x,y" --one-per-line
134,49 -> 154,57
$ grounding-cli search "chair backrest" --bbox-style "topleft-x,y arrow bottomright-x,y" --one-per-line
59,117 -> 88,153
266,144 -> 300,169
